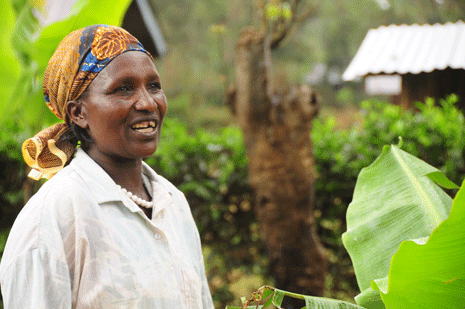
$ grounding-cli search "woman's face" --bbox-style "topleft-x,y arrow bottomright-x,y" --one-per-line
77,51 -> 167,162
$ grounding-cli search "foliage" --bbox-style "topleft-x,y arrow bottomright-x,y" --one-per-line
311,95 -> 465,298
227,144 -> 464,308
342,144 -> 457,307
0,1 -> 20,111
372,179 -> 465,308
265,2 -> 292,21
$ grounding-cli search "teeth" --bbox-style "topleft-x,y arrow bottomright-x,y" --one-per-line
136,127 -> 154,133
131,121 -> 156,130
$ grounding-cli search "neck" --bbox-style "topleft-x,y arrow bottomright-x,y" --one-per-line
86,149 -> 148,199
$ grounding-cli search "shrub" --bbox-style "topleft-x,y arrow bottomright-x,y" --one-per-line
0,117 -> 29,229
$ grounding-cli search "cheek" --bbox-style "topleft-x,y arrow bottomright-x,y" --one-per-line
88,109 -> 127,139
157,94 -> 168,117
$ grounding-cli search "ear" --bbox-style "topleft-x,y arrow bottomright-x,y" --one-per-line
66,100 -> 88,129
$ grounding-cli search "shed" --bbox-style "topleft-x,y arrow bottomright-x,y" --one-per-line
342,21 -> 465,109
122,0 -> 167,58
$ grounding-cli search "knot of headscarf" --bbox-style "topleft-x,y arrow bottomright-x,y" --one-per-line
22,25 -> 152,180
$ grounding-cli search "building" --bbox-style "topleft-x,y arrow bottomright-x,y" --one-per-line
122,0 -> 167,58
342,21 -> 465,109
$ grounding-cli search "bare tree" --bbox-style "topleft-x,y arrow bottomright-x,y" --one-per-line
226,1 -> 327,306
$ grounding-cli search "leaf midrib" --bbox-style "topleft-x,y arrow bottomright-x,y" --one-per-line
391,146 -> 441,227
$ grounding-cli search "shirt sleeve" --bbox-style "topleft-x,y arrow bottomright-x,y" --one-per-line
199,252 -> 215,309
1,247 -> 72,309
185,195 -> 214,309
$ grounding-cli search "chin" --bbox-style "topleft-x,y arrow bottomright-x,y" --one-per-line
137,145 -> 158,158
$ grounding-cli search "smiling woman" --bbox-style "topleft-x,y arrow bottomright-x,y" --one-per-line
0,25 -> 214,309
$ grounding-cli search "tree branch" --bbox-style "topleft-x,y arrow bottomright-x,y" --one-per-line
270,0 -> 320,50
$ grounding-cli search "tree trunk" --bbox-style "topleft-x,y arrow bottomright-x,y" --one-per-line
227,28 -> 327,304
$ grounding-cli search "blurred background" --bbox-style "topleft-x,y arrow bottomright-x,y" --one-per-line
1,0 -> 465,308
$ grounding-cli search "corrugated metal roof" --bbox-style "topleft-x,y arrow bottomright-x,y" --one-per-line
342,20 -> 465,81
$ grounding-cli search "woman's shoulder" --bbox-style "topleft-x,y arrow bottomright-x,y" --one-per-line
0,165 -> 88,276
34,164 -> 93,205
14,164 -> 95,234
13,164 -> 91,230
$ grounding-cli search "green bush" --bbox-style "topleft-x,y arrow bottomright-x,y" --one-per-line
0,117 -> 29,228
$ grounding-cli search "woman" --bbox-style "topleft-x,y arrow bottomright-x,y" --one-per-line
0,25 -> 214,309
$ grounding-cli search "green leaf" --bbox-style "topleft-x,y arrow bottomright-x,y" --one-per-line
371,179 -> 465,308
342,145 -> 453,303
426,171 -> 459,189
271,289 -> 284,307
304,296 -> 367,308
0,2 -> 21,110
353,288 -> 385,309
281,3 -> 292,19
261,288 -> 274,307
265,3 -> 280,21
265,2 -> 292,21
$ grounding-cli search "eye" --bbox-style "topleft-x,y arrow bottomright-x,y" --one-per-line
147,81 -> 161,92
115,83 -> 132,93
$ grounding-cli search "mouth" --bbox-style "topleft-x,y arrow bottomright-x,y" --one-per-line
130,120 -> 157,133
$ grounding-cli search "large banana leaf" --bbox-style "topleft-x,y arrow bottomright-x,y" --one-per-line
341,144 -> 457,308
3,0 -> 133,128
371,179 -> 465,308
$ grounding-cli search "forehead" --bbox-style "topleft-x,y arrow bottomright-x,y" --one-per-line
97,51 -> 158,81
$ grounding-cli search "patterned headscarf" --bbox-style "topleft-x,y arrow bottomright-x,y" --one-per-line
22,25 -> 152,180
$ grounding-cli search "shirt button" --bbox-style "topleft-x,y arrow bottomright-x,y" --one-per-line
154,233 -> 162,240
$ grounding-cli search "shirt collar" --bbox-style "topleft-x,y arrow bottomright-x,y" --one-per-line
70,148 -> 172,215
70,148 -> 121,204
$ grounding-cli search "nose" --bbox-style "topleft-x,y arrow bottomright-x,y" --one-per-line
134,89 -> 157,112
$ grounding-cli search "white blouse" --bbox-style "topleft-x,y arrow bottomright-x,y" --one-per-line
0,148 -> 214,309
